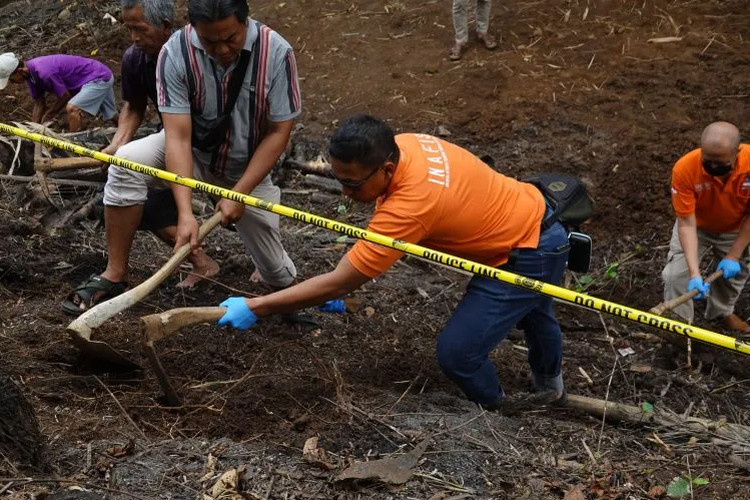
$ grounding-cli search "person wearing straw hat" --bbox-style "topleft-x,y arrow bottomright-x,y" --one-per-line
216,114 -> 571,411
662,121 -> 750,334
0,52 -> 117,132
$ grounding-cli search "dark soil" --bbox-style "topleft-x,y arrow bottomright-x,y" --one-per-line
1,0 -> 750,499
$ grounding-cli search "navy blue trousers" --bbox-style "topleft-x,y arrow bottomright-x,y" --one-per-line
436,221 -> 570,405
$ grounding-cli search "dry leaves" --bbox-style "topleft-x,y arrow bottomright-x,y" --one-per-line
302,436 -> 336,470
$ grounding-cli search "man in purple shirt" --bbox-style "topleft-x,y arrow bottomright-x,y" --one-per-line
0,53 -> 116,132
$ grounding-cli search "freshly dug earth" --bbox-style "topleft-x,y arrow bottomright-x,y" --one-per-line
1,0 -> 750,499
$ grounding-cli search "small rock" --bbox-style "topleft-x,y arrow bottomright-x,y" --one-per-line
436,125 -> 451,137
647,485 -> 667,498
58,7 -> 71,20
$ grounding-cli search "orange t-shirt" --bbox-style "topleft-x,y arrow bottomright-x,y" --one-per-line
347,133 -> 547,278
671,144 -> 750,233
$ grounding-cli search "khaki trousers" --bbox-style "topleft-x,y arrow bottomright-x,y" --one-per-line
661,220 -> 750,322
103,131 -> 297,288
453,0 -> 492,44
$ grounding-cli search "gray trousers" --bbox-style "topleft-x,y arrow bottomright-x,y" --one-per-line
103,130 -> 297,288
453,0 -> 492,44
661,221 -> 750,321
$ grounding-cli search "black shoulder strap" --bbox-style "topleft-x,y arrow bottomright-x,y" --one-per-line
224,49 -> 251,116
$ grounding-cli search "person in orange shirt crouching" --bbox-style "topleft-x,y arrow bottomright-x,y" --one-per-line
662,121 -> 750,333
215,114 -> 571,410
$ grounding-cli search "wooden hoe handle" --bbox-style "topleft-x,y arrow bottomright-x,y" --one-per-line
649,269 -> 724,316
140,307 -> 227,344
67,212 -> 223,339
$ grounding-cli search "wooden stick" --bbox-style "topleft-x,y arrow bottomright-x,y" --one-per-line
649,270 -> 724,316
66,212 -> 223,342
140,307 -> 227,406
0,173 -> 102,188
35,156 -> 102,173
141,307 -> 227,344
283,157 -> 332,175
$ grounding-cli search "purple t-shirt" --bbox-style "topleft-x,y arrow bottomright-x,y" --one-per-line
25,55 -> 113,100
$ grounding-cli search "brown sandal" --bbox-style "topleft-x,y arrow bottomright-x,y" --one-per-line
449,42 -> 466,61
477,32 -> 498,50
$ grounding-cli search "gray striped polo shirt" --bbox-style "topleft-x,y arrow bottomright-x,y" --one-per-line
156,20 -> 301,182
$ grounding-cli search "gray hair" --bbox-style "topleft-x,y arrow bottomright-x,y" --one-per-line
121,0 -> 174,28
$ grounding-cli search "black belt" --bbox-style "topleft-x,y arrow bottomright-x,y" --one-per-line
503,203 -> 557,269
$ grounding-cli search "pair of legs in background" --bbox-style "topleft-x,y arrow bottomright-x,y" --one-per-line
450,0 -> 498,60
661,221 -> 750,332
437,221 -> 570,407
62,130 -> 296,314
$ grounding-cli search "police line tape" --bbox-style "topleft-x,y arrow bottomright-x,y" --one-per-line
2,122 -> 748,357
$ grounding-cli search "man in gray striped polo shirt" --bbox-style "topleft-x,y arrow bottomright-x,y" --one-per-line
62,0 -> 301,314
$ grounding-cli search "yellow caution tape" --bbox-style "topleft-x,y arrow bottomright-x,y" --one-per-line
2,122 -> 748,356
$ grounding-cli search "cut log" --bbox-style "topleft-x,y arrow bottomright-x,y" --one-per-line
567,394 -> 750,442
302,174 -> 342,194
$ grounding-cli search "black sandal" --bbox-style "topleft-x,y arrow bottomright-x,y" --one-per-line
61,274 -> 128,316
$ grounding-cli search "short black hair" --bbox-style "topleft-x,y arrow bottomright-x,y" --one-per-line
188,0 -> 248,26
329,114 -> 400,170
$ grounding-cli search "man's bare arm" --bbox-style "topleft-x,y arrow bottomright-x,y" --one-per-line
162,112 -> 199,250
677,215 -> 701,278
215,119 -> 294,225
31,99 -> 46,124
247,256 -> 371,317
102,100 -> 146,155
41,91 -> 72,122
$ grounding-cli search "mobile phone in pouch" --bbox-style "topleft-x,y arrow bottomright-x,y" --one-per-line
567,231 -> 592,273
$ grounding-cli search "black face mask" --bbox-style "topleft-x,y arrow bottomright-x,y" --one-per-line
702,159 -> 733,177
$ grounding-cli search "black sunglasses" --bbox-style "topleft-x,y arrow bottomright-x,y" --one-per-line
331,153 -> 393,190
332,165 -> 381,190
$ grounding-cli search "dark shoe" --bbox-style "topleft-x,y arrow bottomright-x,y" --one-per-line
477,32 -> 498,50
724,313 -> 750,333
485,390 -> 567,415
449,42 -> 466,61
61,274 -> 128,316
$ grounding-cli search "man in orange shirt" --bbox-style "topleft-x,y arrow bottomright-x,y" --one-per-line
216,114 -> 571,409
662,121 -> 750,333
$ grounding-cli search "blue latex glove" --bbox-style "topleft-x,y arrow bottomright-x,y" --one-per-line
717,258 -> 742,279
218,297 -> 258,330
687,277 -> 710,300
318,299 -> 346,314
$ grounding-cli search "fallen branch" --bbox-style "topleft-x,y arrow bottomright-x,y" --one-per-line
567,394 -> 750,442
0,173 -> 102,188
647,36 -> 683,44
283,157 -> 332,175
35,156 -> 102,173
301,174 -> 342,194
